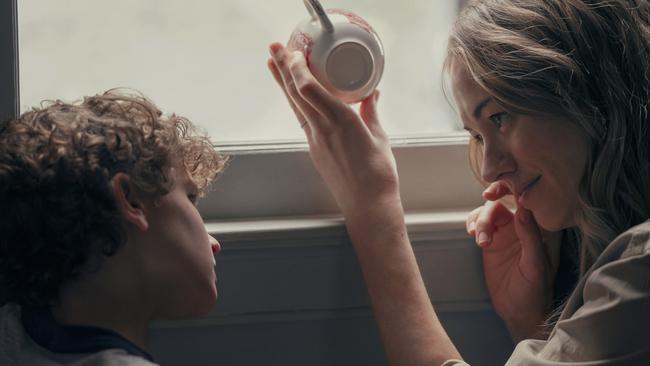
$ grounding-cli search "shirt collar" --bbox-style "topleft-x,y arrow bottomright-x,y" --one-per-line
21,306 -> 154,362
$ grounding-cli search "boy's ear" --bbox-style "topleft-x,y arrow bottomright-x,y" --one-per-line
111,173 -> 149,231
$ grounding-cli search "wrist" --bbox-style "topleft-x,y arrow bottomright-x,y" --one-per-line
342,195 -> 406,245
343,194 -> 404,227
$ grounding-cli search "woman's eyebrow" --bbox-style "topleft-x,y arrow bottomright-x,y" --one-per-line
473,97 -> 493,119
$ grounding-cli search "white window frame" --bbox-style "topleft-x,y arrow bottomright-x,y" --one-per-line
205,136 -> 483,221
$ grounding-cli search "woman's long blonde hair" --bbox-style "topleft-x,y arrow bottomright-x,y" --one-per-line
446,0 -> 650,276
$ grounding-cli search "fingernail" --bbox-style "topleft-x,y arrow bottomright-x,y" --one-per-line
270,43 -> 282,56
468,221 -> 476,234
484,185 -> 498,196
477,232 -> 490,246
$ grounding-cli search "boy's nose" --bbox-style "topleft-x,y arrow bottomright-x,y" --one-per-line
209,235 -> 221,255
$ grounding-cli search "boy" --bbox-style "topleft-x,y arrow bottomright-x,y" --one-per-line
0,89 -> 227,365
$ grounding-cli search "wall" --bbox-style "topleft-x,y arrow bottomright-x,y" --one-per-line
147,221 -> 514,365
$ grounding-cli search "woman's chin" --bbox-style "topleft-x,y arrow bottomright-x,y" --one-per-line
533,210 -> 574,232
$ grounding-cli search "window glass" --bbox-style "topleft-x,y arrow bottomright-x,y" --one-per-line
18,1 -> 460,143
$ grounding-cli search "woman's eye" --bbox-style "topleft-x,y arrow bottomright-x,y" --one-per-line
489,112 -> 509,128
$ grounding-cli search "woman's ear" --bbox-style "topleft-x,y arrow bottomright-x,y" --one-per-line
111,173 -> 149,231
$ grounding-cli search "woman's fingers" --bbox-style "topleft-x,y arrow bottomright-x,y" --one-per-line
466,206 -> 482,235
267,58 -> 309,131
269,43 -> 323,130
473,200 -> 514,247
482,181 -> 512,201
286,51 -> 353,125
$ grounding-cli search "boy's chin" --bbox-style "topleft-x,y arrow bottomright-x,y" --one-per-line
161,292 -> 218,320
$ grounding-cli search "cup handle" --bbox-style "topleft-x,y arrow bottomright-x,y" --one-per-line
303,0 -> 334,33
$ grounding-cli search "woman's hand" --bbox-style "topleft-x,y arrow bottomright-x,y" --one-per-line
466,182 -> 563,342
267,43 -> 400,218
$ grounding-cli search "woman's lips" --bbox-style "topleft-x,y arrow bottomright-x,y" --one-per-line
517,176 -> 541,205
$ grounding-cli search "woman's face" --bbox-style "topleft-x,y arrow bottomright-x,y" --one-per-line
450,59 -> 589,231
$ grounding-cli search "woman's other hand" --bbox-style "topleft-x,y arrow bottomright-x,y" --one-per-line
466,181 -> 562,342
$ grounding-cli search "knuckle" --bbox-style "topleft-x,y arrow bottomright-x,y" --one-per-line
296,80 -> 315,97
285,80 -> 298,95
275,55 -> 288,68
289,60 -> 303,74
318,124 -> 339,138
475,218 -> 492,232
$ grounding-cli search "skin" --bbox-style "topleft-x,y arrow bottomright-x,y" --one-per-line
52,167 -> 220,349
450,58 -> 590,341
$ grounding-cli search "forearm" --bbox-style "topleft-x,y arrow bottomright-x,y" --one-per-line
344,198 -> 462,366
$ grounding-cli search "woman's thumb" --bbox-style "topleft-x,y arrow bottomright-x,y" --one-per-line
359,90 -> 380,131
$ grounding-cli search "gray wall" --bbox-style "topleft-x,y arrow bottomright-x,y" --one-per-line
147,226 -> 514,366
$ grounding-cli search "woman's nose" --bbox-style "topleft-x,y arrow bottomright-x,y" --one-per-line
209,235 -> 221,255
480,142 -> 513,183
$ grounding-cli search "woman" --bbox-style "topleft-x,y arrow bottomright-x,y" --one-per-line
267,0 -> 649,364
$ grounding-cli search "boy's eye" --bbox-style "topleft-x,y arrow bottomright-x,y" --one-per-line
488,112 -> 509,127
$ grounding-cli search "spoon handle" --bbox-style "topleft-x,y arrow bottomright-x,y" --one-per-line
303,0 -> 334,33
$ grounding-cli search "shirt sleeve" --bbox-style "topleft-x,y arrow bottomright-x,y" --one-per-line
505,234 -> 650,365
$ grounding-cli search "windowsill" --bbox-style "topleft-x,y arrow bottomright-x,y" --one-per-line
200,138 -> 483,220
205,209 -> 470,239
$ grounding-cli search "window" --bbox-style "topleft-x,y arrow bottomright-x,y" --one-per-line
18,0 -> 462,142
4,0 -> 483,220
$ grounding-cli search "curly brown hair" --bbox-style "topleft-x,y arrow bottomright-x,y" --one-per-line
0,89 -> 228,307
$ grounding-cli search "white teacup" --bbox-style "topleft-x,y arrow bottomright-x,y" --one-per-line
287,0 -> 385,104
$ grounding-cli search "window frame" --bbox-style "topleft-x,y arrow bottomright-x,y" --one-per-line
2,0 -> 484,221
0,0 -> 18,126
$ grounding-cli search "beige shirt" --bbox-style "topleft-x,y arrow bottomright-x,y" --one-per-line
445,220 -> 650,365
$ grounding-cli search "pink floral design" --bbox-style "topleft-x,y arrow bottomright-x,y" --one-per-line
287,30 -> 315,64
328,9 -> 376,35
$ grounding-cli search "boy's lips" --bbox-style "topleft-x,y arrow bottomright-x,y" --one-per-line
211,242 -> 221,266
211,242 -> 221,255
